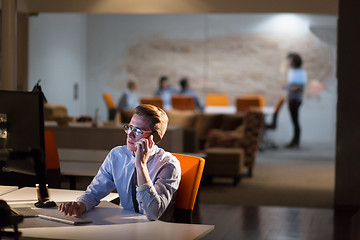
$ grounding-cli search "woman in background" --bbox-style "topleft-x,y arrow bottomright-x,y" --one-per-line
286,52 -> 307,148
154,76 -> 177,110
117,75 -> 140,111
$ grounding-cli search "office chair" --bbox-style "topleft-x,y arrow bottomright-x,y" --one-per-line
205,94 -> 229,106
103,92 -> 117,120
236,95 -> 265,112
140,97 -> 163,109
44,129 -> 61,188
172,153 -> 205,223
260,97 -> 285,150
171,95 -> 196,110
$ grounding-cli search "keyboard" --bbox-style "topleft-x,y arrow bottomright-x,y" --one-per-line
11,206 -> 92,225
37,205 -> 93,225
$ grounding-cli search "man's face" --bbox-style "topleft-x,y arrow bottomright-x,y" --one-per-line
126,114 -> 152,152
163,79 -> 170,89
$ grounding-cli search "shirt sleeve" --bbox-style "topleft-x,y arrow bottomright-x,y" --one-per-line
194,94 -> 204,111
77,153 -> 116,211
136,158 -> 181,221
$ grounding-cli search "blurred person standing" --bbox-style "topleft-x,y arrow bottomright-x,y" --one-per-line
285,52 -> 307,148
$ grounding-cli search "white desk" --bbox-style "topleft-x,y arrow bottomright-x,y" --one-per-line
20,221 -> 213,240
3,188 -> 214,240
0,185 -> 18,196
2,187 -> 118,204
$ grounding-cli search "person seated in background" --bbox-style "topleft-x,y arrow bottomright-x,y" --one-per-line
59,104 -> 181,221
117,75 -> 140,111
154,75 -> 177,110
179,77 -> 204,111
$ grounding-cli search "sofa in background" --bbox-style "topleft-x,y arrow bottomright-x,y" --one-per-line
165,109 -> 247,152
203,148 -> 244,185
44,104 -> 72,126
204,109 -> 264,177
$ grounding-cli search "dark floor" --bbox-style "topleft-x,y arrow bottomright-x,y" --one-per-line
191,143 -> 340,239
192,203 -> 360,240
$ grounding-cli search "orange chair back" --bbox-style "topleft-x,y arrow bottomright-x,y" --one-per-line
140,97 -> 163,109
206,94 -> 229,106
171,95 -> 196,110
172,153 -> 205,210
236,95 -> 265,112
44,129 -> 60,169
242,95 -> 265,107
103,92 -> 115,109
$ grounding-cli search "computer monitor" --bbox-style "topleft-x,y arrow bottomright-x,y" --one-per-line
0,90 -> 48,199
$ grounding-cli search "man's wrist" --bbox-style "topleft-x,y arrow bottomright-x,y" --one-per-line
78,201 -> 87,213
136,180 -> 153,192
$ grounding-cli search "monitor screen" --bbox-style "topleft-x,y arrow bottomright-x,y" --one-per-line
0,90 -> 48,199
0,91 -> 44,152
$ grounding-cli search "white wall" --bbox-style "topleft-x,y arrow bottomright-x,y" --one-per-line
29,14 -> 87,117
86,14 -> 208,122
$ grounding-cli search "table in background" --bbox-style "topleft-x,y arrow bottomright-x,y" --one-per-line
204,105 -> 274,115
3,187 -> 214,240
1,187 -> 118,204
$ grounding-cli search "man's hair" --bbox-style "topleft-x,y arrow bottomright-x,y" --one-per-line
127,74 -> 138,90
287,52 -> 303,68
159,76 -> 168,90
134,104 -> 168,138
179,78 -> 188,91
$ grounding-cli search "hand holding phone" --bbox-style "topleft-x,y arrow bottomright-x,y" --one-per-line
134,131 -> 162,170
133,135 -> 155,186
134,135 -> 154,164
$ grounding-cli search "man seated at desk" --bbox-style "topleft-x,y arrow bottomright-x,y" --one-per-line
59,104 -> 181,221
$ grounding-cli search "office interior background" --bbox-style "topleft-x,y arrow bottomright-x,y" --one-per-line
28,13 -> 337,147
4,0 -> 360,237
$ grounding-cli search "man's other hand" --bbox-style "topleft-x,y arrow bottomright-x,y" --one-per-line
58,201 -> 86,217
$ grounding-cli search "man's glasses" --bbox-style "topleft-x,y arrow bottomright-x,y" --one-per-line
123,124 -> 153,137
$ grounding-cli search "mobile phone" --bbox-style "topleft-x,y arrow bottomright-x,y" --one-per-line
152,131 -> 162,144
